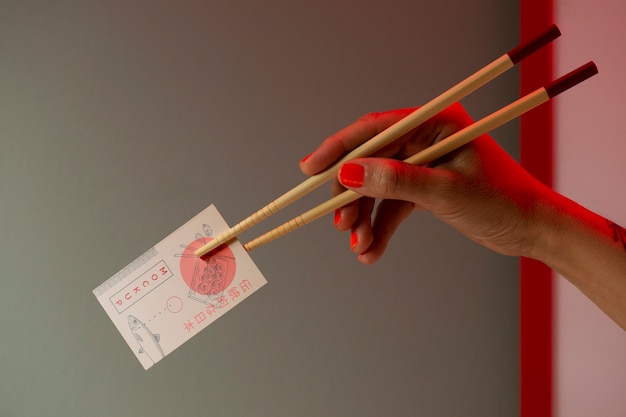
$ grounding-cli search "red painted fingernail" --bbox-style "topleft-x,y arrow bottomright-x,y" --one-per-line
334,209 -> 341,226
350,231 -> 358,249
339,163 -> 364,188
300,153 -> 311,163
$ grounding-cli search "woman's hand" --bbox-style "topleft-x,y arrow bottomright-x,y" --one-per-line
300,103 -> 553,264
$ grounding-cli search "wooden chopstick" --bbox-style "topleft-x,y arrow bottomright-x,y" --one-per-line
242,62 -> 598,252
195,25 -> 561,257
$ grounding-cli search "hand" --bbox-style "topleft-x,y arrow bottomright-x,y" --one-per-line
300,103 -> 554,264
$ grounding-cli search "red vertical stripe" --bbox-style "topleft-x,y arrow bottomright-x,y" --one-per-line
520,1 -> 554,417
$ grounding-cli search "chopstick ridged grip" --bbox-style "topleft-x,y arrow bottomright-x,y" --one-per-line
205,202 -> 281,251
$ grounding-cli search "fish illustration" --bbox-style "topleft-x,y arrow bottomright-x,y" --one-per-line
128,315 -> 165,364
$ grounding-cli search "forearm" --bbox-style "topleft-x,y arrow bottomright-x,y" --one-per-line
531,192 -> 626,330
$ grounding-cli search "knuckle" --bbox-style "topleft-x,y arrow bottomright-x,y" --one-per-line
374,160 -> 408,197
357,111 -> 383,124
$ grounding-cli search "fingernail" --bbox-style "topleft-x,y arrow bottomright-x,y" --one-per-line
300,153 -> 311,164
350,231 -> 358,249
339,163 -> 364,188
334,209 -> 341,226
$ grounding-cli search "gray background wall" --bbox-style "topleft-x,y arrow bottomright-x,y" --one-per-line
0,1 -> 520,416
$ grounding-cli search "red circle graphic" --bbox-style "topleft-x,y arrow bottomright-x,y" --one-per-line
179,238 -> 237,300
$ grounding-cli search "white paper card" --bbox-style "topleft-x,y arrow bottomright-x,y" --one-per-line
93,204 -> 267,370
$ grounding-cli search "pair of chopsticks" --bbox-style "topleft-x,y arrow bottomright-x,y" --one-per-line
195,24 -> 597,257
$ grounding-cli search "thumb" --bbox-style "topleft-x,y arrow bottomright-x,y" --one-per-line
338,159 -> 455,209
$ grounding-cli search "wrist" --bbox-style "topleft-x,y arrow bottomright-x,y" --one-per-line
526,190 -> 609,281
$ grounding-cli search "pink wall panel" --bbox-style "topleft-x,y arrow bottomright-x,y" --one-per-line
553,1 -> 626,416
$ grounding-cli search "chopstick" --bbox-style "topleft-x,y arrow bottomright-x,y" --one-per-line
195,24 -> 561,257
242,61 -> 598,252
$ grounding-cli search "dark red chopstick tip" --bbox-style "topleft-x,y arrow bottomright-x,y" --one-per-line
507,24 -> 561,65
546,61 -> 598,98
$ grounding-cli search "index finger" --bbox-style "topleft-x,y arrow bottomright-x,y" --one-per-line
300,108 -> 417,176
